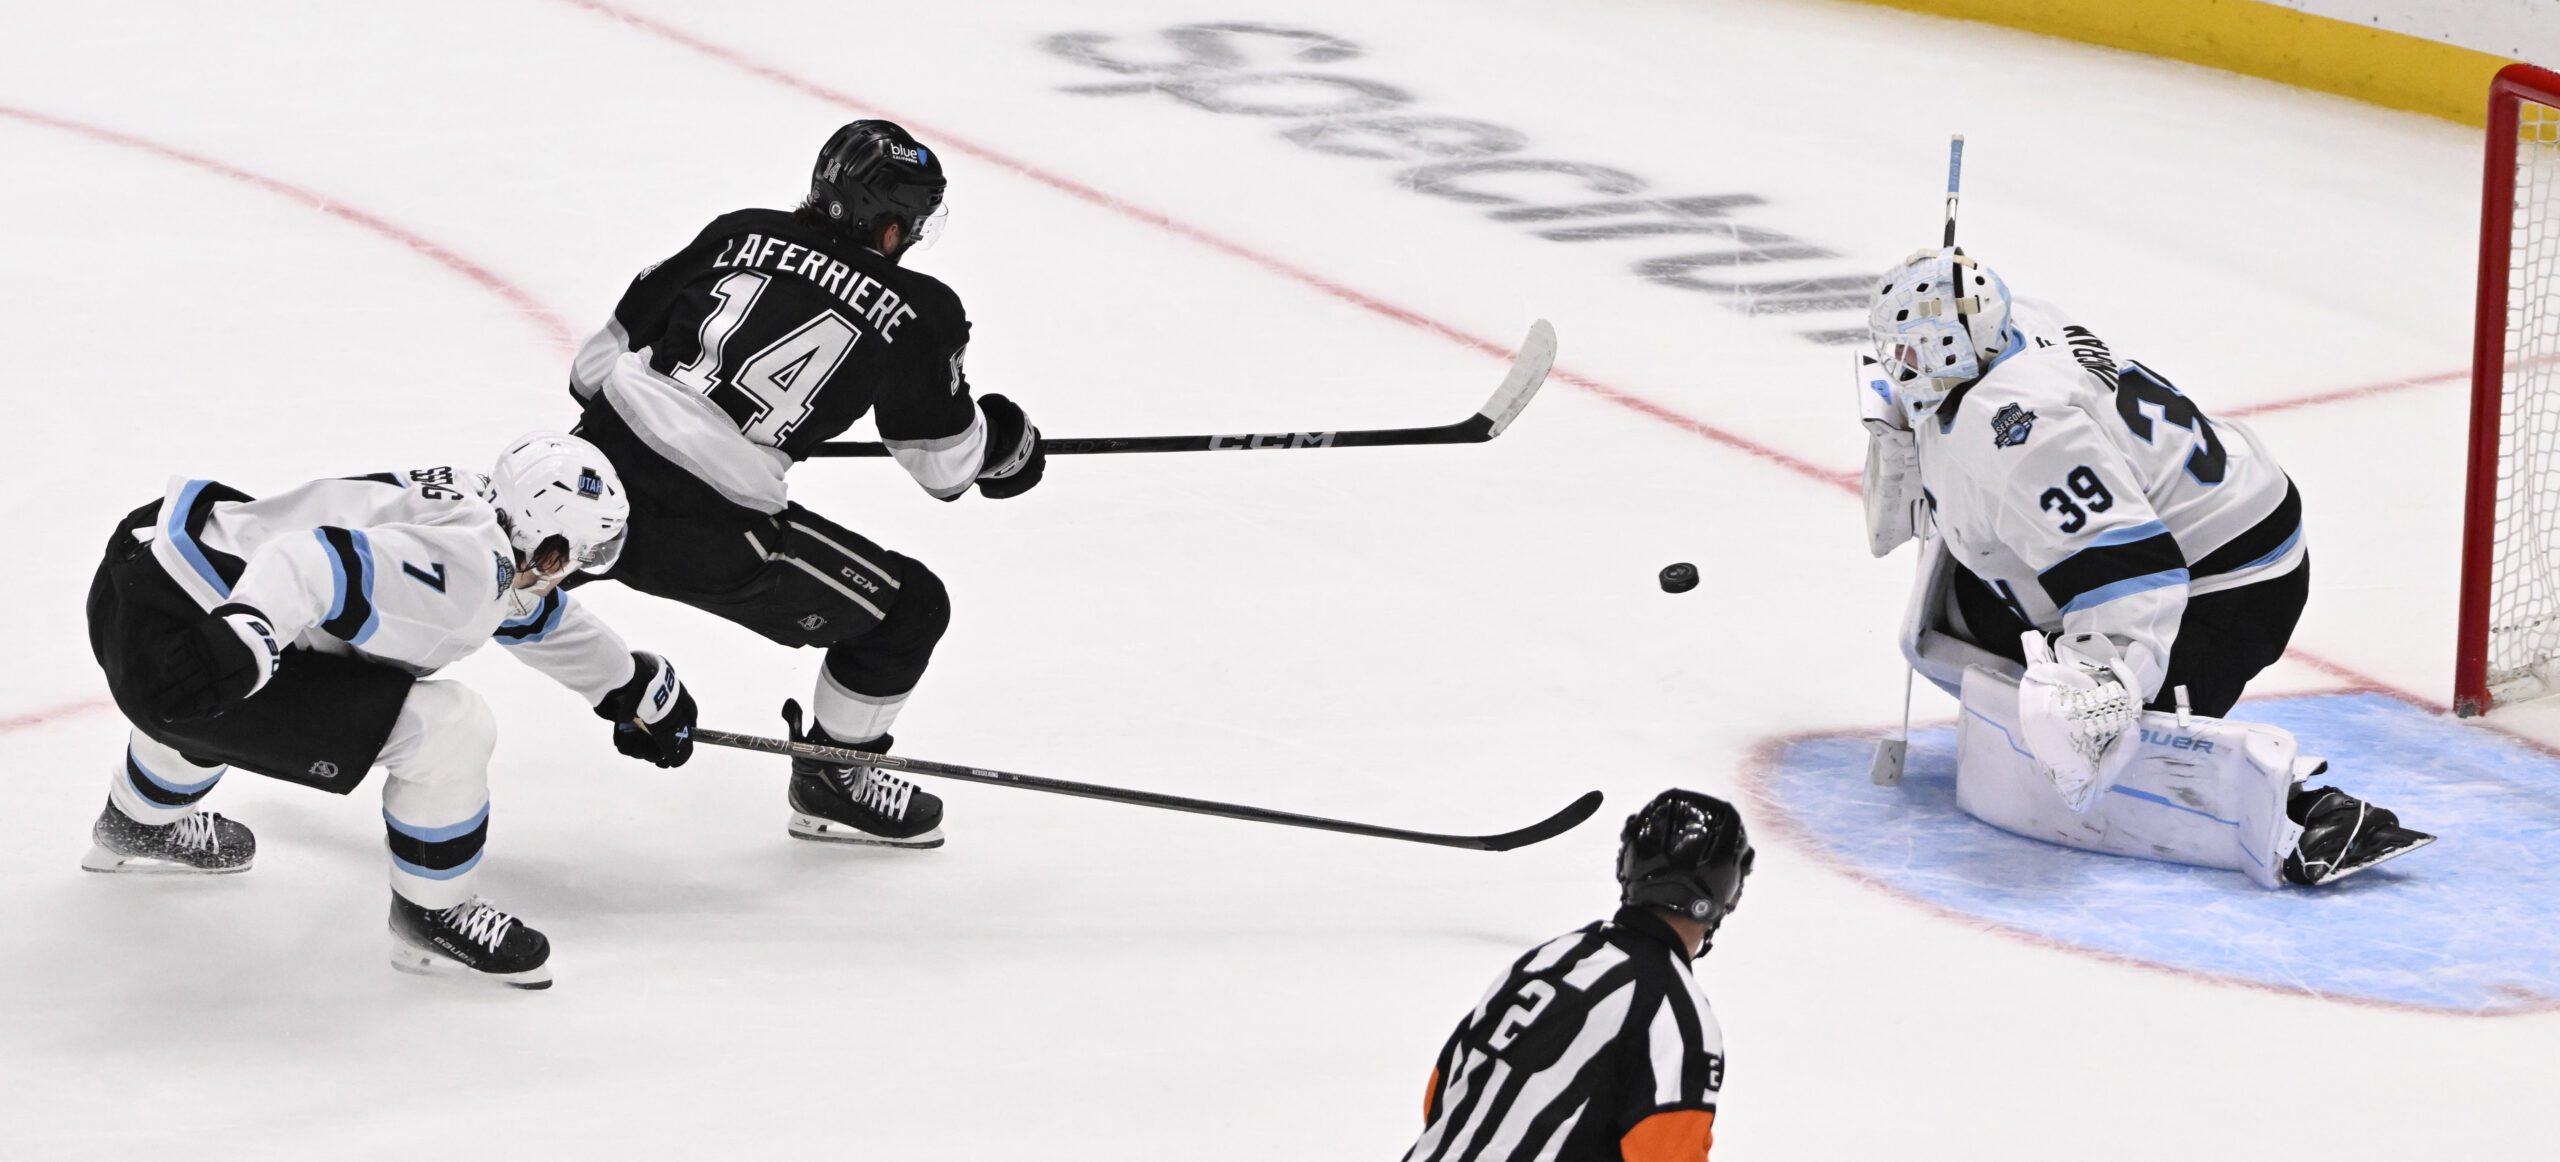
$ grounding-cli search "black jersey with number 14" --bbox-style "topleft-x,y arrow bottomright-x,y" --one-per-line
599,207 -> 976,465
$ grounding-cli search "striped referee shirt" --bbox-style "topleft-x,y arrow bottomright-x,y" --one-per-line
1406,907 -> 1724,1162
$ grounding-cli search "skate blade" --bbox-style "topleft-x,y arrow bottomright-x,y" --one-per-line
389,941 -> 553,989
787,811 -> 945,849
2318,831 -> 2437,885
79,844 -> 250,875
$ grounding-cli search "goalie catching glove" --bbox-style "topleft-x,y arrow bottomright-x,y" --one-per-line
2016,630 -> 2142,812
595,651 -> 696,767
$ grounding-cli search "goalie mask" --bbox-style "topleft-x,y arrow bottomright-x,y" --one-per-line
1868,247 -> 2017,425
1617,789 -> 1754,940
490,432 -> 628,584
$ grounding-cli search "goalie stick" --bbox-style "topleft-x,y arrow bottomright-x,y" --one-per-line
806,319 -> 1556,458
1872,134 -> 1965,787
693,727 -> 1601,851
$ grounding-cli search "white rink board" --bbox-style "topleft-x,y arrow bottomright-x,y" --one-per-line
0,1 -> 2551,1160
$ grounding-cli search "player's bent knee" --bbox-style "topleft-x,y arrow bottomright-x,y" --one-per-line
889,563 -> 951,650
1955,667 -> 2302,887
382,680 -> 497,787
821,564 -> 950,696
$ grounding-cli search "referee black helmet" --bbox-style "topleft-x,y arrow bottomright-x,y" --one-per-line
1617,789 -> 1754,931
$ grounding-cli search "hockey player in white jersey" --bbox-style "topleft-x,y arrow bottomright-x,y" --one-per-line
1860,247 -> 2430,887
82,433 -> 698,988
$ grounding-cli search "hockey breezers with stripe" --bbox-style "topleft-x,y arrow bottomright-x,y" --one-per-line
806,320 -> 1556,459
694,727 -> 1600,851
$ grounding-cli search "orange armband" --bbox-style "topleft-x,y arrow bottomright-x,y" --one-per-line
1620,1108 -> 1716,1162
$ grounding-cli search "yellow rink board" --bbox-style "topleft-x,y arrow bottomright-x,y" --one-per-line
1844,0 -> 2513,124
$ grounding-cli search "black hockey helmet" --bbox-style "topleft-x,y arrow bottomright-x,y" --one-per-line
1616,789 -> 1754,932
804,119 -> 946,256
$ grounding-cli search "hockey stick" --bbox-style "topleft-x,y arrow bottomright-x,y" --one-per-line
693,728 -> 1602,851
805,319 -> 1556,458
1872,136 -> 1966,789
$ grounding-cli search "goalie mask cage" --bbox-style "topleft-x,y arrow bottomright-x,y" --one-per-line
2458,62 -> 2560,716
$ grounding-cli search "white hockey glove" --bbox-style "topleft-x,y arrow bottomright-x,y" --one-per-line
1857,355 -> 1923,557
2016,631 -> 2143,812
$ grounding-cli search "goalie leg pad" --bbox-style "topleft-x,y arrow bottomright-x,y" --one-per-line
1957,667 -> 2304,889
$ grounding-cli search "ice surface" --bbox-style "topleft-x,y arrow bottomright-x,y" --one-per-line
1759,692 -> 2560,1014
1,1 -> 2552,1159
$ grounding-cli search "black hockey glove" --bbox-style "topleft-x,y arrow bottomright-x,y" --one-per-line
974,393 -> 1045,500
595,651 -> 696,768
149,604 -> 284,724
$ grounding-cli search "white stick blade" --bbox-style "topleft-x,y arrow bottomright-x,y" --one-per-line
1869,738 -> 1907,786
1478,319 -> 1556,438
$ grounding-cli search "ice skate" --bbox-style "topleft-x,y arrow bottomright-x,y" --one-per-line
2281,784 -> 2434,886
388,894 -> 553,989
80,799 -> 254,875
782,700 -> 944,849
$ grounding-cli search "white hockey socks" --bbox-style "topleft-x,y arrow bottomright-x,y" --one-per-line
377,681 -> 497,911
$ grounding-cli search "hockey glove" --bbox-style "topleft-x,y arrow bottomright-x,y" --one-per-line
149,604 -> 285,723
2016,631 -> 2142,812
974,393 -> 1045,500
1862,422 -> 1922,557
1857,352 -> 1926,557
595,651 -> 695,768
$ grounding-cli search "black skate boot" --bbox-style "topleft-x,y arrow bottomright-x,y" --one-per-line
80,798 -> 254,874
781,700 -> 944,849
389,895 -> 553,989
2282,779 -> 2435,886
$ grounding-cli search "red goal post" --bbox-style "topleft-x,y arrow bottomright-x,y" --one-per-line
2457,62 -> 2560,715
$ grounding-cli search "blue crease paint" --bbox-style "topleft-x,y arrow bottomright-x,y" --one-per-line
1759,693 -> 2560,1013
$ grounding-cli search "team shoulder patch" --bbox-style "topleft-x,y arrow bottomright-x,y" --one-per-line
1990,402 -> 2037,448
493,551 -> 516,599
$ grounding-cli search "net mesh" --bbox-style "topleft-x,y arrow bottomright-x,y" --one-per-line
2486,98 -> 2560,704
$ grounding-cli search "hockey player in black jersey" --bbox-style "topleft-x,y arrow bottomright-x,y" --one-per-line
1408,790 -> 1751,1162
566,120 -> 1043,850
82,434 -> 700,988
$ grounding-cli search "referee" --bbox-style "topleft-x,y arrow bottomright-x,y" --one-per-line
1405,790 -> 1753,1162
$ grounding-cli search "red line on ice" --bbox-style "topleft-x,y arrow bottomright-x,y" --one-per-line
2223,368 -> 2468,419
0,105 -> 583,735
0,105 -> 575,354
0,696 -> 114,735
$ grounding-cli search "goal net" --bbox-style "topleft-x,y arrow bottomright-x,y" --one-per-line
2459,63 -> 2560,715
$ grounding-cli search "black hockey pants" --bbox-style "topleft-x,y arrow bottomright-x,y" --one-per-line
1950,558 -> 2309,719
88,501 -> 412,793
573,402 -> 951,703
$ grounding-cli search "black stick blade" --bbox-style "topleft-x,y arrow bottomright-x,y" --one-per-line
1469,790 -> 1605,851
694,728 -> 1595,853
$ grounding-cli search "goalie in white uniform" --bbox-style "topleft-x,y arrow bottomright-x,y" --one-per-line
82,434 -> 698,987
1859,247 -> 2431,887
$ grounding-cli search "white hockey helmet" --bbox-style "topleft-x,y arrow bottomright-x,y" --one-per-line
490,432 -> 629,577
1867,248 -> 2016,423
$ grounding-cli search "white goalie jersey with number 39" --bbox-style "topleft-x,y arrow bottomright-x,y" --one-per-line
1891,301 -> 2304,703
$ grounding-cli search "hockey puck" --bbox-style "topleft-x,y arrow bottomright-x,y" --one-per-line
1658,562 -> 1699,593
